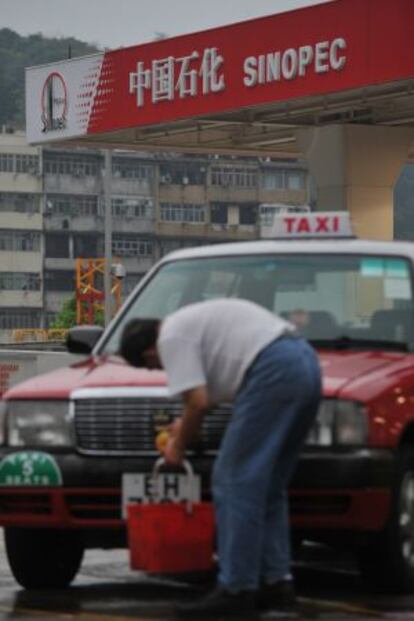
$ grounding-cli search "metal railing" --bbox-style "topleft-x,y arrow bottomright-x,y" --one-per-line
12,329 -> 68,343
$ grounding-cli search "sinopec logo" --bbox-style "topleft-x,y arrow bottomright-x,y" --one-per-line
41,72 -> 67,133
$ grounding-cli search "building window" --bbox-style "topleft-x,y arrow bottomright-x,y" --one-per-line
0,230 -> 40,252
0,153 -> 39,174
0,272 -> 41,291
45,194 -> 99,217
111,197 -> 154,219
286,171 -> 305,190
262,170 -> 285,190
210,203 -> 228,224
160,203 -> 206,223
73,234 -> 100,258
159,162 -> 206,185
112,158 -> 153,180
0,154 -> 14,172
45,233 -> 70,258
112,236 -> 153,257
261,168 -> 306,191
15,154 -> 39,174
44,270 -> 75,292
211,167 -> 257,188
0,309 -> 41,329
0,193 -> 40,213
239,204 -> 258,225
43,153 -> 101,177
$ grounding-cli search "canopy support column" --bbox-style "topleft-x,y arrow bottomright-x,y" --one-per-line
296,125 -> 414,240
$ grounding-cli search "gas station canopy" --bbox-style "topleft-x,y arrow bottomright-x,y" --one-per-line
25,0 -> 414,159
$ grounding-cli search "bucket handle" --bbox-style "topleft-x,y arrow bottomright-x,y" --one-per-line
151,457 -> 196,514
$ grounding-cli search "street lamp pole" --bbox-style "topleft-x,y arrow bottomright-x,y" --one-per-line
103,149 -> 113,327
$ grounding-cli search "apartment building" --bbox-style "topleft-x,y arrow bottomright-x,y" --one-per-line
0,130 -> 43,331
0,129 -> 310,331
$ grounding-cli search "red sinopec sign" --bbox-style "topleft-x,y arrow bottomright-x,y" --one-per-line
26,0 -> 414,144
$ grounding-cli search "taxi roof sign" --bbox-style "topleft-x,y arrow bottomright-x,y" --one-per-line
260,211 -> 353,239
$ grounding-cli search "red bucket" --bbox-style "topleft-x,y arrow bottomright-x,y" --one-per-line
127,459 -> 215,574
128,501 -> 215,573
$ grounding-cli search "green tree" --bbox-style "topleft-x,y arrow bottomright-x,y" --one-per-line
52,295 -> 105,329
51,296 -> 77,329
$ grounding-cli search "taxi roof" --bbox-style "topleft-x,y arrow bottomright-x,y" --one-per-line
161,238 -> 414,263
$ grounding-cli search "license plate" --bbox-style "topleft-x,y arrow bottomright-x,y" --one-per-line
122,472 -> 201,519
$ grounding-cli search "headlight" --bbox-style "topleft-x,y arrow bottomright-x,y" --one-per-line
306,399 -> 368,446
7,401 -> 72,447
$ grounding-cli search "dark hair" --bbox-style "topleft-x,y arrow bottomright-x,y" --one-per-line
119,318 -> 160,367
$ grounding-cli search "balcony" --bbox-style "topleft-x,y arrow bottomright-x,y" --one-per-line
43,174 -> 102,194
0,212 -> 42,230
112,217 -> 155,235
0,252 -> 42,272
43,215 -> 104,233
111,177 -> 153,195
0,290 -> 42,308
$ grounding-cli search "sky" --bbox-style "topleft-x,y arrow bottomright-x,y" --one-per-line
0,0 -> 331,50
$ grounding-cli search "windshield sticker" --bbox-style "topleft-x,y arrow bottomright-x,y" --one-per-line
0,451 -> 63,486
385,259 -> 410,278
360,259 -> 384,277
384,278 -> 411,300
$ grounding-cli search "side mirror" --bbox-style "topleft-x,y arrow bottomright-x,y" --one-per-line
66,325 -> 104,355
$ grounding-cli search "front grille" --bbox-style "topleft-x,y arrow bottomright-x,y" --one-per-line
0,493 -> 52,515
67,493 -> 121,519
74,397 -> 232,455
290,494 -> 350,515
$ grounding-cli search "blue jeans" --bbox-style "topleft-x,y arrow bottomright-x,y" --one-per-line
212,336 -> 321,592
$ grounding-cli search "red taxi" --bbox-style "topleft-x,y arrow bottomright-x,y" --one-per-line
1,213 -> 414,592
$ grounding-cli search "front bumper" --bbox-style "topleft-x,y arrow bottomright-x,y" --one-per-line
290,447 -> 393,532
0,447 -> 394,535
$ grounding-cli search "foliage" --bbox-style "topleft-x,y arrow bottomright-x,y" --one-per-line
0,28 -> 100,128
51,296 -> 105,329
51,296 -> 78,329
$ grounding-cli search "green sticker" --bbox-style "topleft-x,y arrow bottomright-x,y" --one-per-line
361,258 -> 410,278
385,259 -> 409,278
360,258 -> 384,277
0,452 -> 62,486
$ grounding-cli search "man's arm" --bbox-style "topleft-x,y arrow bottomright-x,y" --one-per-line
164,386 -> 209,465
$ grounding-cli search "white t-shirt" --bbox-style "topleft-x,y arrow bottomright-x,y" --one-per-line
158,298 -> 295,403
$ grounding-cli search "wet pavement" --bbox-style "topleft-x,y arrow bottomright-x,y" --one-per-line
0,531 -> 414,620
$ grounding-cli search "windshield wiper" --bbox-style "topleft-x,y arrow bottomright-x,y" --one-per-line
310,335 -> 409,353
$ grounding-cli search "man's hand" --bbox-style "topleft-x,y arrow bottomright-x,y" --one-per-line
162,418 -> 184,465
162,387 -> 209,466
163,435 -> 185,466
169,418 -> 183,437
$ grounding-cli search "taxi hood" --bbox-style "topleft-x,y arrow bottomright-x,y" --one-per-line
4,356 -> 167,400
3,349 -> 410,402
319,349 -> 410,398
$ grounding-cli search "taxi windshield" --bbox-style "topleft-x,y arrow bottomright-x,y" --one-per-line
102,253 -> 414,354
